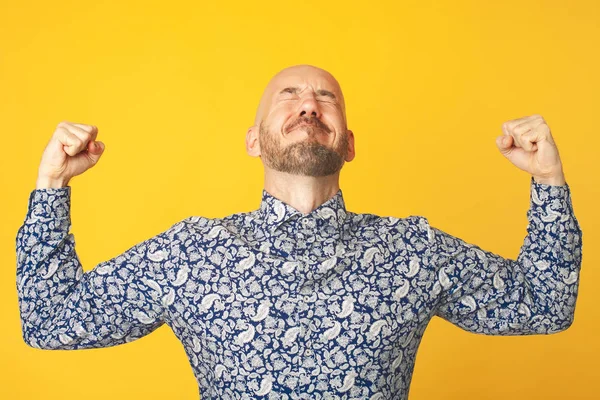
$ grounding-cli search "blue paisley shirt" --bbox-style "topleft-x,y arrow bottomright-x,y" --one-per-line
16,177 -> 582,399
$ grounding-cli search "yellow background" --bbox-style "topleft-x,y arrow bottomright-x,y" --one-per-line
1,0 -> 597,398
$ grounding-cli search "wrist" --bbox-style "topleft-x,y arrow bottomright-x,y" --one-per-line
36,175 -> 70,189
532,172 -> 566,186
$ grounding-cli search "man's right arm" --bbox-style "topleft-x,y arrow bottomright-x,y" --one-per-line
16,186 -> 180,349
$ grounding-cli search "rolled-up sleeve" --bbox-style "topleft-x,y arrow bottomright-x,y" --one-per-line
16,186 -> 178,349
427,177 -> 583,335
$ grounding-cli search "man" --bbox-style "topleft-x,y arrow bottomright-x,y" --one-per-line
16,64 -> 582,399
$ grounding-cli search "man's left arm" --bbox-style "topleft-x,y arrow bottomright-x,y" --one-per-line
429,114 -> 583,335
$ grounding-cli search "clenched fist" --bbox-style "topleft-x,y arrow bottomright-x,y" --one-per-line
36,121 -> 105,189
496,114 -> 566,186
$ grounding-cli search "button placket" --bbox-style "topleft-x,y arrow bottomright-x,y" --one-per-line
296,276 -> 318,396
291,216 -> 313,398
287,252 -> 301,398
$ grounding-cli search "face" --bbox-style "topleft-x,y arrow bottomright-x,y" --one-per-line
247,65 -> 355,177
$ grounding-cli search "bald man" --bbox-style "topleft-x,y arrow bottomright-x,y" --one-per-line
17,64 -> 582,399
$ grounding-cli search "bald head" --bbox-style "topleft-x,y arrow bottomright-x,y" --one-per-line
253,64 -> 347,127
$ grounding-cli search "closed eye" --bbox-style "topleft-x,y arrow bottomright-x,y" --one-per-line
277,87 -> 338,103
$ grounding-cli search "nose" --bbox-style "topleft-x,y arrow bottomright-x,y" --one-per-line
297,95 -> 322,119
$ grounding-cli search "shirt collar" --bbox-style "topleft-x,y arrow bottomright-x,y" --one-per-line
257,188 -> 348,234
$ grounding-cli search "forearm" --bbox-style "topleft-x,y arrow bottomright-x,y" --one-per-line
16,187 -> 83,347
516,177 -> 582,328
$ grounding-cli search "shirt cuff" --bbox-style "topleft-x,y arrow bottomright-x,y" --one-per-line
529,176 -> 572,215
25,186 -> 72,222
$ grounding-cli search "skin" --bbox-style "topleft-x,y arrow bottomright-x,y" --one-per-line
36,67 -> 566,200
245,64 -> 356,215
496,114 -> 566,186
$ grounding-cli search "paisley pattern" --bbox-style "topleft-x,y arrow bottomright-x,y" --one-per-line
16,177 -> 582,399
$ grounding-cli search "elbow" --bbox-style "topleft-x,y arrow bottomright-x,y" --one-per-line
22,332 -> 71,351
21,325 -> 62,350
19,308 -> 52,350
22,329 -> 45,350
544,303 -> 577,334
520,301 -> 576,335
546,316 -> 574,334
540,268 -> 580,334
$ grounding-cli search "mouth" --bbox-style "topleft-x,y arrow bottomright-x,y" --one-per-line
290,122 -> 325,133
295,123 -> 317,129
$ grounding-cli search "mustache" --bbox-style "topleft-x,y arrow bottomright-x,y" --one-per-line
286,116 -> 330,133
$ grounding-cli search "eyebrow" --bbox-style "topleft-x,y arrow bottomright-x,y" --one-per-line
278,86 -> 337,100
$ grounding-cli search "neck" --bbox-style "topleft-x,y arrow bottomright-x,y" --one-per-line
263,169 -> 341,215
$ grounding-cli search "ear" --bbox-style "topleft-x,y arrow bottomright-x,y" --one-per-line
246,125 -> 261,157
345,129 -> 355,162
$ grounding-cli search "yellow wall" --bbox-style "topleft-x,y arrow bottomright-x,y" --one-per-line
1,0 -> 597,398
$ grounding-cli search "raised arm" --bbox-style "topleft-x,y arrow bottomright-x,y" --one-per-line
16,121 -> 179,349
428,114 -> 582,335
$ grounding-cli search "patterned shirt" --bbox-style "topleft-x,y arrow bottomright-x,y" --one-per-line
16,177 -> 582,399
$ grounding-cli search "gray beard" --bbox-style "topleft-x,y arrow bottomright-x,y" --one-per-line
259,122 -> 348,177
